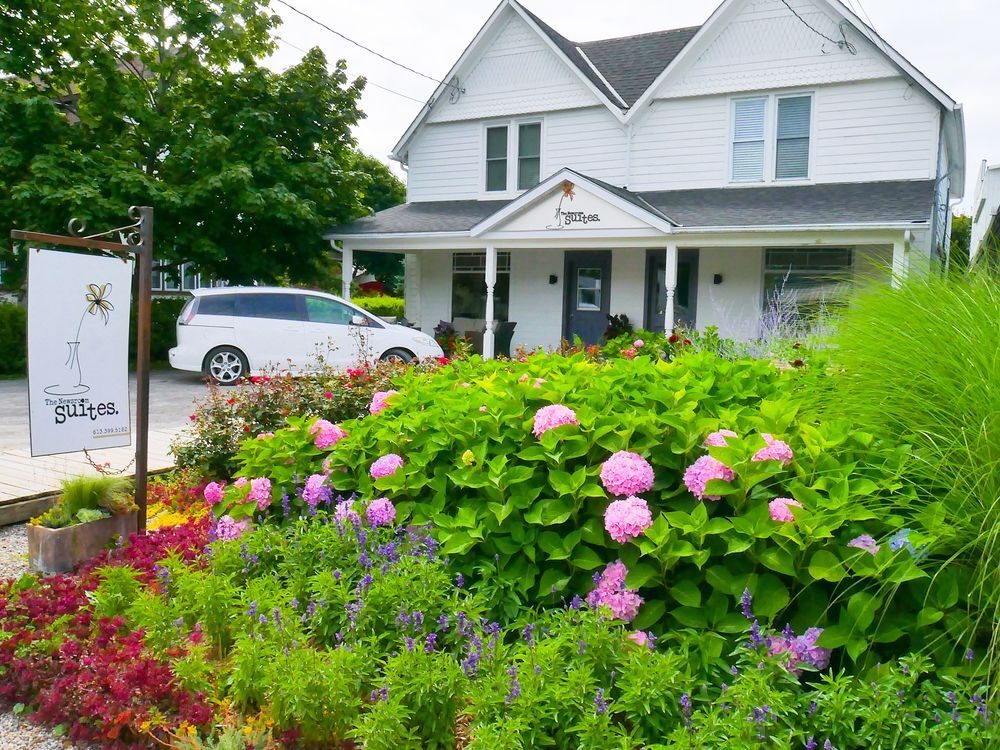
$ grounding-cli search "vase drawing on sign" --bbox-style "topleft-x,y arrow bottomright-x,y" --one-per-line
546,180 -> 576,230
44,283 -> 115,396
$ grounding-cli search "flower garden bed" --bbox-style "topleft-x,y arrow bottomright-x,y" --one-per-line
0,339 -> 997,748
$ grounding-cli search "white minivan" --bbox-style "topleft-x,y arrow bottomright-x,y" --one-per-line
168,287 -> 443,384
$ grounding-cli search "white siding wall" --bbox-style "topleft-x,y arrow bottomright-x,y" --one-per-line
406,122 -> 482,202
811,79 -> 939,182
545,108 -> 628,187
654,0 -> 896,100
630,97 -> 731,190
416,250 -> 453,335
507,251 -> 565,351
426,11 -> 597,124
695,247 -> 764,339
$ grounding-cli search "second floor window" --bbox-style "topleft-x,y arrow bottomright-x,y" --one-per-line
486,126 -> 508,192
731,94 -> 812,183
485,121 -> 542,193
775,95 -> 812,180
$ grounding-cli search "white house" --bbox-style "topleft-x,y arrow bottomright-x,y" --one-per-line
970,160 -> 1000,269
326,0 -> 965,355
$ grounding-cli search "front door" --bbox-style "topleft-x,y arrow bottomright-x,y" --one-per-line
645,249 -> 699,332
563,250 -> 612,345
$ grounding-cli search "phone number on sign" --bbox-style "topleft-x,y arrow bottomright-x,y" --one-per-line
93,426 -> 130,438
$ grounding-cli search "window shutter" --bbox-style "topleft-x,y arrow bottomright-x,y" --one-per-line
775,96 -> 811,180
732,98 -> 766,182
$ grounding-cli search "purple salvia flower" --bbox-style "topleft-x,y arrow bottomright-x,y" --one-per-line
594,688 -> 608,715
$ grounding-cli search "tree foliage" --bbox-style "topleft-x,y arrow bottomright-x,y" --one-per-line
949,213 -> 971,273
0,0 -> 400,287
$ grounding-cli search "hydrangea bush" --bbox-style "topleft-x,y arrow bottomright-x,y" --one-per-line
227,350 -> 970,671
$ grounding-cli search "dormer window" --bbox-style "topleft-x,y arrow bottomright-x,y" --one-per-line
484,120 -> 543,194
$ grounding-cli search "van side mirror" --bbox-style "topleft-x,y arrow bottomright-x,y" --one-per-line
350,314 -> 368,327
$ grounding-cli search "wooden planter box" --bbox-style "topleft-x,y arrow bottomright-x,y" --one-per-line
27,511 -> 137,574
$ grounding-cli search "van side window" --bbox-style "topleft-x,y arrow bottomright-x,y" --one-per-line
305,296 -> 357,325
197,295 -> 236,316
236,293 -> 303,321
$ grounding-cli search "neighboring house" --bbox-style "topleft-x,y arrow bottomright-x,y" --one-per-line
970,161 -> 1000,270
325,0 -> 965,353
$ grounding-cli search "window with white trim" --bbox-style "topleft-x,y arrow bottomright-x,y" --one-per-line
731,94 -> 813,183
485,121 -> 542,193
517,123 -> 541,190
775,95 -> 812,180
451,251 -> 510,320
485,126 -> 508,193
732,97 -> 767,182
763,248 -> 853,322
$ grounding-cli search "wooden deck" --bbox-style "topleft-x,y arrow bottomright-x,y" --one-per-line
0,427 -> 179,503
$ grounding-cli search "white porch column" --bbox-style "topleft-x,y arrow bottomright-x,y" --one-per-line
664,242 -> 679,332
341,243 -> 353,301
891,234 -> 909,289
483,245 -> 497,359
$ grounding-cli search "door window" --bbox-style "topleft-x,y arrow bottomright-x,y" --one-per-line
305,296 -> 357,325
576,268 -> 602,311
236,293 -> 303,321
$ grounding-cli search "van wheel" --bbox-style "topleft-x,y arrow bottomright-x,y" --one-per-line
380,348 -> 414,364
204,346 -> 249,385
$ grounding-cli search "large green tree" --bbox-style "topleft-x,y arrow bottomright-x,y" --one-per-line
0,0 -> 397,286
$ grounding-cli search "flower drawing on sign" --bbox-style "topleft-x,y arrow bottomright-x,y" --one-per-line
45,282 -> 115,396
547,180 -> 576,230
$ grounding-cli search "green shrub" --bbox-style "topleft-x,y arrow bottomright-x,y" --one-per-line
171,359 -> 428,477
812,272 -> 1000,671
227,351 -> 964,670
356,295 -> 405,319
0,302 -> 26,375
31,475 -> 134,528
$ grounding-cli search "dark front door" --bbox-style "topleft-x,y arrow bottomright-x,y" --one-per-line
645,249 -> 699,332
563,250 -> 612,345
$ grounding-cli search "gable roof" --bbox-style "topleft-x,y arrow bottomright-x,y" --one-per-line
391,0 -> 963,189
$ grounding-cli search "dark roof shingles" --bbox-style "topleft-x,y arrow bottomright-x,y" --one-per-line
327,180 -> 934,235
579,27 -> 701,107
640,180 -> 935,227
325,199 -> 509,236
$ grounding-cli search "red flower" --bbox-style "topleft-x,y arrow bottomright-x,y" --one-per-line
683,338 -> 692,346
243,425 -> 250,432
226,398 -> 235,405
792,358 -> 805,368
667,334 -> 680,344
188,414 -> 196,421
324,391 -> 333,399
436,356 -> 450,365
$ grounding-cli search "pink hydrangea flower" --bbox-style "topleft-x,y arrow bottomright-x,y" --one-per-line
703,429 -> 738,447
310,418 -> 347,449
683,455 -> 734,501
248,477 -> 272,511
479,405 -> 488,412
302,474 -> 330,509
212,515 -> 249,541
518,374 -> 529,383
621,347 -> 637,359
768,497 -> 803,523
532,405 -> 579,438
369,390 -> 399,415
256,432 -> 274,440
203,481 -> 224,504
604,496 -> 653,544
366,497 -> 396,527
633,339 -> 644,348
848,534 -> 880,555
370,453 -> 404,479
334,499 -> 361,526
600,451 -> 655,497
533,378 -> 546,389
752,433 -> 794,466
234,477 -> 248,489
586,560 -> 644,622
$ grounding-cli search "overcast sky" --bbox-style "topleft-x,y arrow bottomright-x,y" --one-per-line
266,0 -> 998,214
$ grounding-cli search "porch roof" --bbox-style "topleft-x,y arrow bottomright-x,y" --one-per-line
325,178 -> 934,238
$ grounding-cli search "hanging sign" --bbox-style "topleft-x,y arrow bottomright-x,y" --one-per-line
27,249 -> 134,457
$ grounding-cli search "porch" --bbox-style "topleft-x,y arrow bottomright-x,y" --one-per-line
326,169 -> 934,357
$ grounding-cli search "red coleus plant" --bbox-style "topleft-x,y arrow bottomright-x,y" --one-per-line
0,518 -> 214,748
